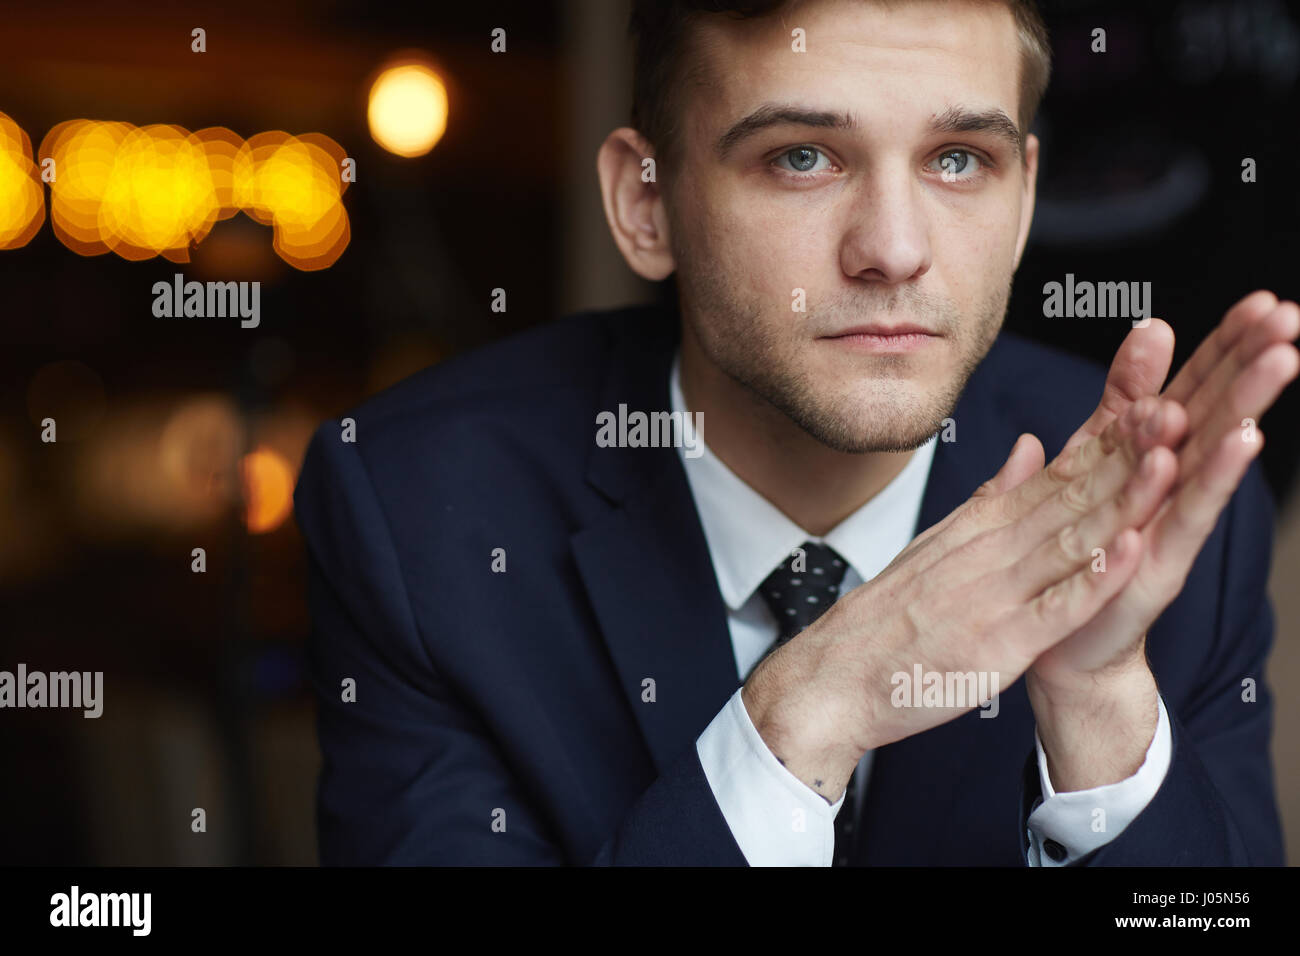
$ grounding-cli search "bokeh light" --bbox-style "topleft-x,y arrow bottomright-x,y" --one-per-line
75,395 -> 243,536
367,60 -> 448,157
0,111 -> 46,249
242,132 -> 350,271
98,124 -> 222,262
37,120 -> 349,269
240,446 -> 294,534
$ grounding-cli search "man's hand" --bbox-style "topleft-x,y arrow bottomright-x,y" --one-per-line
1035,291 -> 1300,681
1022,293 -> 1298,790
742,398 -> 1181,804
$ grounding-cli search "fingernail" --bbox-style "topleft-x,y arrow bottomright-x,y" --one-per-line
1141,450 -> 1156,477
1142,406 -> 1162,436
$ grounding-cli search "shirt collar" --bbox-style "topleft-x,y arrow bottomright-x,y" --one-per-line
671,350 -> 937,610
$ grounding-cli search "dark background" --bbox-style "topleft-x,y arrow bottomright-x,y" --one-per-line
0,0 -> 1296,864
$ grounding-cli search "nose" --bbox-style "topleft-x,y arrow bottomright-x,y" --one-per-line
838,163 -> 933,284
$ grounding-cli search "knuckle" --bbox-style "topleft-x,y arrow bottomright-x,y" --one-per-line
1098,421 -> 1122,455
958,493 -> 998,531
1059,473 -> 1091,516
1056,523 -> 1086,563
967,494 -> 993,522
1035,579 -> 1070,622
901,592 -> 932,640
1046,453 -> 1075,486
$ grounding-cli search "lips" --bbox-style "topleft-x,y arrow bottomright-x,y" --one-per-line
823,323 -> 937,337
818,322 -> 940,355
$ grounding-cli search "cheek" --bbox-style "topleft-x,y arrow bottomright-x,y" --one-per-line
708,186 -> 833,301
931,203 -> 1021,296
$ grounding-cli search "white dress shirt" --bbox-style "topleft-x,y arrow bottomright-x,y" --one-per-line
671,351 -> 1172,866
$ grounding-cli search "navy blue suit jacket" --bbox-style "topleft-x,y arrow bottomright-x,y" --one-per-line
293,302 -> 1285,865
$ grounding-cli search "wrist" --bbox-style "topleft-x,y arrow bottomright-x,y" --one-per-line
1027,657 -> 1159,792
1026,638 -> 1148,710
742,638 -> 863,802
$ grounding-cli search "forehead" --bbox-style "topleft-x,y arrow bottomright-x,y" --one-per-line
683,0 -> 1022,144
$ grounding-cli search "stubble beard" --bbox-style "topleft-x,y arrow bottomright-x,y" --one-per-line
677,258 -> 1011,454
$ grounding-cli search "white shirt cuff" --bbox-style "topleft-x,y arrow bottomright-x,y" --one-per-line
696,686 -> 846,866
1026,692 -> 1171,866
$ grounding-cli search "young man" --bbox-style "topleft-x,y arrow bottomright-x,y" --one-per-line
294,0 -> 1297,865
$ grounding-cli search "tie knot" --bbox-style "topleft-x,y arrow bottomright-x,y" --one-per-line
756,541 -> 850,645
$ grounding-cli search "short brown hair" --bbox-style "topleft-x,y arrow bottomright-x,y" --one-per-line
628,0 -> 1051,169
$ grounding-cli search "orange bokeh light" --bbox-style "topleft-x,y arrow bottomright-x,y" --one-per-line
240,446 -> 295,534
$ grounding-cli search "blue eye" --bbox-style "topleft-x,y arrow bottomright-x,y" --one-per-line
932,149 -> 982,180
775,147 -> 831,174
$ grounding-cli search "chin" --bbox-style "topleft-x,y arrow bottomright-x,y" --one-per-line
828,376 -> 959,439
817,426 -> 942,456
794,399 -> 947,454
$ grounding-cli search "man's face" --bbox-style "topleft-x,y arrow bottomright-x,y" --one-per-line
665,0 -> 1035,453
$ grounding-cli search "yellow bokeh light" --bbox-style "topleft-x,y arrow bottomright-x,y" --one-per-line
98,125 -> 221,260
0,112 -> 46,249
36,121 -> 350,270
368,61 -> 448,157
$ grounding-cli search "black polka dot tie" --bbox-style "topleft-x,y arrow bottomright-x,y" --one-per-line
758,541 -> 850,646
756,541 -> 857,865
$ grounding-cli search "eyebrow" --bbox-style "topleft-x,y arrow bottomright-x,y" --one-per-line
930,105 -> 1023,160
715,104 -> 856,158
713,102 -> 1023,160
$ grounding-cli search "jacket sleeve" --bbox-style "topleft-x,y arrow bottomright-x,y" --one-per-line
294,425 -> 748,866
1017,459 -> 1285,866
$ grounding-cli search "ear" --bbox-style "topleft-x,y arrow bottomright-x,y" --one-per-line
1011,132 -> 1039,271
596,128 -> 675,281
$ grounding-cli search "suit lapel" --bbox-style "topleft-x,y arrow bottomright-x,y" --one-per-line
571,309 -> 740,775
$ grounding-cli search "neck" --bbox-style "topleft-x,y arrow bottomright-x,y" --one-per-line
679,324 -> 916,538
